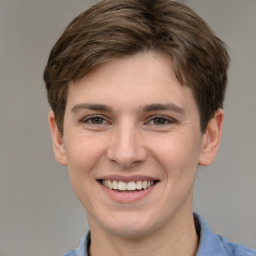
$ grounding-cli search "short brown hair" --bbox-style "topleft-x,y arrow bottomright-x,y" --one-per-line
44,0 -> 230,134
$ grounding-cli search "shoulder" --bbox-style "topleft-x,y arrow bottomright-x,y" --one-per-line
194,213 -> 256,256
62,231 -> 90,256
63,249 -> 79,256
215,234 -> 256,256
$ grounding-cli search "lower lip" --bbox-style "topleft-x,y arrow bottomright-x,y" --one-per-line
99,183 -> 156,203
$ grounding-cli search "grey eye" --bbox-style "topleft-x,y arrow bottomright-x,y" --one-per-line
90,117 -> 105,124
83,116 -> 107,124
151,117 -> 170,125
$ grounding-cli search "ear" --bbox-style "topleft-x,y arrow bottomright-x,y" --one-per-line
48,111 -> 67,166
198,109 -> 224,166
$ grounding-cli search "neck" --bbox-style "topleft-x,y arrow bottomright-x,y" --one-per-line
89,212 -> 199,256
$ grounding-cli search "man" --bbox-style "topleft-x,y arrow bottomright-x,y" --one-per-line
43,0 -> 256,255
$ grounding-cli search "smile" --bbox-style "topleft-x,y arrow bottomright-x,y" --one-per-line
99,179 -> 157,192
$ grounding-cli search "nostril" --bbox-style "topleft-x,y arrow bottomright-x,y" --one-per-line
106,147 -> 147,169
106,130 -> 147,168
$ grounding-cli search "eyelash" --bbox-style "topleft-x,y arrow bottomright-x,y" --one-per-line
81,115 -> 176,126
146,116 -> 176,126
81,115 -> 110,125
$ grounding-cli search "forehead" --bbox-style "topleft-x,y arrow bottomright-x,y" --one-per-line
66,51 -> 198,115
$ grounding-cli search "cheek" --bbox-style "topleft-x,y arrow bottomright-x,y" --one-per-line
64,134 -> 107,207
150,131 -> 202,175
64,133 -> 107,178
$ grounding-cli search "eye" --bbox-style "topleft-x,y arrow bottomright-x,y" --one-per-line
147,116 -> 175,125
82,116 -> 109,125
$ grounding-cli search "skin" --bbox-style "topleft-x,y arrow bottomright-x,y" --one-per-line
49,51 -> 223,256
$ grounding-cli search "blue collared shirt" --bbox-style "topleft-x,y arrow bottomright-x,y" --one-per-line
63,213 -> 256,256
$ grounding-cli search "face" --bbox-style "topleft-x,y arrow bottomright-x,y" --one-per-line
49,51 -> 223,239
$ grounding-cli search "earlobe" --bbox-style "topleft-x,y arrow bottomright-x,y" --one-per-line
48,111 -> 67,166
198,109 -> 224,166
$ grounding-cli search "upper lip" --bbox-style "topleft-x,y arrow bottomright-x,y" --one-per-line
97,175 -> 159,183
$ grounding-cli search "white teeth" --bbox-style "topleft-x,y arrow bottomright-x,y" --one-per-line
136,181 -> 143,190
107,180 -> 113,189
101,179 -> 155,191
112,180 -> 118,190
127,181 -> 136,190
118,181 -> 127,191
142,181 -> 148,189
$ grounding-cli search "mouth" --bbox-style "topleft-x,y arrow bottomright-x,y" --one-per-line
98,179 -> 159,192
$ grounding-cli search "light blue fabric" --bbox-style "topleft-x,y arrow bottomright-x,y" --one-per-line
63,231 -> 89,256
63,213 -> 256,256
194,213 -> 256,256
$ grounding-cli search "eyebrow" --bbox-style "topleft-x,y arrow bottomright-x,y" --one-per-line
71,103 -> 112,113
71,103 -> 185,114
141,103 -> 185,114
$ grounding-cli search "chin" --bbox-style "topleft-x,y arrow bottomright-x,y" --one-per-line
100,213 -> 157,239
108,224 -> 152,239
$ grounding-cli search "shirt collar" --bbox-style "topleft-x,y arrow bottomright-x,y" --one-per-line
78,213 -> 230,256
194,212 -> 228,256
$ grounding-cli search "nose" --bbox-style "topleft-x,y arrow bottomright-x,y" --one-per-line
106,122 -> 147,169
